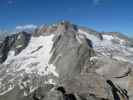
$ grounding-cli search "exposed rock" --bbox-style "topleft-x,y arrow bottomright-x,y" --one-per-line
0,31 -> 31,63
107,80 -> 129,100
59,74 -> 109,99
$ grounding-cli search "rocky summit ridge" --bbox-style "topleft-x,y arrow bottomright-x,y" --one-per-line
0,21 -> 133,100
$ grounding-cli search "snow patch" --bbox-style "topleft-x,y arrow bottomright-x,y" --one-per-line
90,56 -> 98,61
4,34 -> 59,77
113,56 -> 133,63
16,45 -> 23,49
78,29 -> 101,47
24,91 -> 28,96
78,29 -> 99,43
0,85 -> 14,96
46,79 -> 56,85
76,34 -> 82,44
103,35 -> 114,40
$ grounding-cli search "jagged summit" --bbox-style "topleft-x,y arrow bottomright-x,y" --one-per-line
32,20 -> 78,37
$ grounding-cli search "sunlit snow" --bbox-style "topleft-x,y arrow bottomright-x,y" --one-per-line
4,34 -> 59,77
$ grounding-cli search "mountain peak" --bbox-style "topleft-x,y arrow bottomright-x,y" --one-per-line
0,21 -> 133,100
33,21 -> 78,37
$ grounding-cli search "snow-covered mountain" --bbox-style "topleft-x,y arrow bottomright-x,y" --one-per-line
0,21 -> 133,100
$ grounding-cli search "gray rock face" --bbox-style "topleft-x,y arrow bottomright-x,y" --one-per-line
0,31 -> 31,63
0,21 -> 132,100
50,31 -> 94,78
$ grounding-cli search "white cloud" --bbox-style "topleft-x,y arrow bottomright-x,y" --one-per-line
16,24 -> 37,30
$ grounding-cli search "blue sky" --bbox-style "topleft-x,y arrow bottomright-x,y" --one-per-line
0,0 -> 133,37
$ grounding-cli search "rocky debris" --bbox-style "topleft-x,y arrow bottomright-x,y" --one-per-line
0,82 -> 128,100
24,81 -> 129,100
58,74 -> 108,98
32,84 -> 54,100
127,71 -> 133,99
107,80 -> 129,100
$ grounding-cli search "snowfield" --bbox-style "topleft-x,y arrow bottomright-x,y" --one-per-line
4,34 -> 59,77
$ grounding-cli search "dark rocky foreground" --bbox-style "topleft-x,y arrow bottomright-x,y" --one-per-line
0,79 -> 129,100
